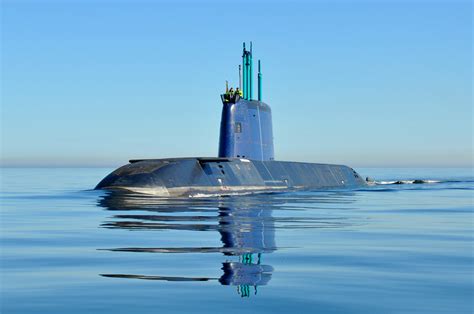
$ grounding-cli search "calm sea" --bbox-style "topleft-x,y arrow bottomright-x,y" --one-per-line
1,167 -> 473,313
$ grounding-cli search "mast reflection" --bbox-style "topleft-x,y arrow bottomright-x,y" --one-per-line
217,206 -> 275,296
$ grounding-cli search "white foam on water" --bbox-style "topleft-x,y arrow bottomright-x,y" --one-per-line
375,179 -> 442,185
423,180 -> 441,184
376,181 -> 398,185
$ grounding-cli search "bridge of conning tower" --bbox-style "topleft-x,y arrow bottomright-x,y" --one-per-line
218,42 -> 275,161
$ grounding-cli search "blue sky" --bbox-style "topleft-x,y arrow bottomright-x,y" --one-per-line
1,0 -> 472,167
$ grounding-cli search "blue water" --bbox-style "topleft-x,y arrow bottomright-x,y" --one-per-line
1,168 -> 473,313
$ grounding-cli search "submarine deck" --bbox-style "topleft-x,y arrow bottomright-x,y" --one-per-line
96,157 -> 366,197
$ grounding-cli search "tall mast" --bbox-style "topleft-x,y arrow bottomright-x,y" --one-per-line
238,65 -> 242,91
258,60 -> 262,101
249,41 -> 253,100
242,42 -> 247,99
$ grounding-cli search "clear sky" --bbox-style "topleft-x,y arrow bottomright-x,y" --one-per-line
1,0 -> 472,167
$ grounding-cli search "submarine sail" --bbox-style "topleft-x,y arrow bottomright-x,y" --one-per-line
218,43 -> 274,161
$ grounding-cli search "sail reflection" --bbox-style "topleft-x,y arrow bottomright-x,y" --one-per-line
97,191 -> 356,297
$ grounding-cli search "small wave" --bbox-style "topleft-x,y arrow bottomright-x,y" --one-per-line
374,179 -> 441,185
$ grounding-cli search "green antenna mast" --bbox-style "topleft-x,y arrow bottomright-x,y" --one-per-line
242,42 -> 254,100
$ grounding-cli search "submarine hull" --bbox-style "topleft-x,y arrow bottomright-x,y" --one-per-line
95,158 -> 366,197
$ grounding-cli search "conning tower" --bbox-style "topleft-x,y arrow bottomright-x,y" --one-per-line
218,42 -> 274,161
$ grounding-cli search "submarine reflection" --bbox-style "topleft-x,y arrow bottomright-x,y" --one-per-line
97,191 -> 357,297
98,192 -> 280,297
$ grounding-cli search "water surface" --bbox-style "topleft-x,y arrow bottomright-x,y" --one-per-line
1,168 -> 472,313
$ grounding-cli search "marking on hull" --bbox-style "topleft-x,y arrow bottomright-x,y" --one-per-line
102,185 -> 288,197
106,186 -> 171,197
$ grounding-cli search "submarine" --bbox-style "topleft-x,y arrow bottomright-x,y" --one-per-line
96,43 -> 366,196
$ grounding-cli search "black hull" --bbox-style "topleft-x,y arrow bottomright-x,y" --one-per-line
96,158 -> 366,197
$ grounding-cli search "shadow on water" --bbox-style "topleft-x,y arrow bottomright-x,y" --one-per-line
97,191 -> 359,297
